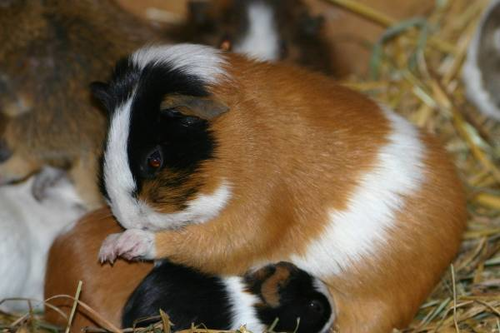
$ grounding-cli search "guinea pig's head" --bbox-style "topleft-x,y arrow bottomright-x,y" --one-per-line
245,262 -> 336,333
183,0 -> 331,72
92,44 -> 233,231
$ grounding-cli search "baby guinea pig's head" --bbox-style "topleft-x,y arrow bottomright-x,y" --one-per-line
92,44 -> 233,231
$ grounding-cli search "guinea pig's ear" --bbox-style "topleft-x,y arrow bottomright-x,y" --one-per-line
160,95 -> 229,121
90,82 -> 114,115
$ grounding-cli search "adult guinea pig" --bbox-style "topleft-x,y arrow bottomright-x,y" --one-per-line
0,167 -> 85,313
174,0 -> 334,74
123,261 -> 334,333
45,208 -> 334,332
0,0 -> 165,208
94,44 -> 467,333
463,0 -> 500,120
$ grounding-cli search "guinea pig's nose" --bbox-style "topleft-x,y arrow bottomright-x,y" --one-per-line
0,139 -> 12,163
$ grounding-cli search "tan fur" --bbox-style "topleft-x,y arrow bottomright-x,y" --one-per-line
44,208 -> 152,330
136,55 -> 466,332
259,265 -> 292,308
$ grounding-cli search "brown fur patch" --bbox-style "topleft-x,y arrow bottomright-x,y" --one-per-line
259,264 -> 292,307
0,0 -> 169,206
150,56 -> 389,274
44,208 -> 152,330
140,169 -> 204,213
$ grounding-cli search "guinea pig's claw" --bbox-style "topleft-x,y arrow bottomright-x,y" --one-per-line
98,233 -> 121,264
98,230 -> 155,263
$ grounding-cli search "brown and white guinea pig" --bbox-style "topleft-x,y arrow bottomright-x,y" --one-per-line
93,44 -> 466,332
463,0 -> 500,120
0,0 -> 166,208
173,0 -> 334,75
45,208 -> 335,333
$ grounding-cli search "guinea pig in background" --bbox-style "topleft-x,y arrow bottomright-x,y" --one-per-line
463,0 -> 500,120
124,261 -> 334,333
45,209 -> 334,333
0,167 -> 85,313
94,44 -> 466,333
174,0 -> 334,75
0,0 -> 166,208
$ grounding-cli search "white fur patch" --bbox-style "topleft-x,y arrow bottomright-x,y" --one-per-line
223,276 -> 266,332
462,0 -> 500,120
135,182 -> 232,231
312,278 -> 336,333
291,108 -> 426,277
103,97 -> 140,228
131,44 -> 228,84
233,2 -> 280,61
0,168 -> 85,312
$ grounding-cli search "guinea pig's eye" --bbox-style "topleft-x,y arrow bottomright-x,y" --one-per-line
307,299 -> 325,317
147,149 -> 162,169
141,147 -> 163,177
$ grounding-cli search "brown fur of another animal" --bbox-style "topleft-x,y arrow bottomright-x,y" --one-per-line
134,55 -> 466,333
44,208 -> 152,330
0,0 -> 165,207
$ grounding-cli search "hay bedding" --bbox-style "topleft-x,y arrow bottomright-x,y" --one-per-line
2,0 -> 500,332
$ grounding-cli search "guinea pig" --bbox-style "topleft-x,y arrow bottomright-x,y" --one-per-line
0,167 -> 85,313
44,208 -> 152,331
45,208 -> 334,332
123,261 -> 334,333
174,0 -> 334,75
463,0 -> 500,120
0,0 -> 166,208
93,44 -> 467,333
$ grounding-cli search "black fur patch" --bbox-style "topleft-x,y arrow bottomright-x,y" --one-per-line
122,260 -> 233,330
127,64 -> 216,195
97,153 -> 109,202
90,58 -> 141,114
93,57 -> 217,203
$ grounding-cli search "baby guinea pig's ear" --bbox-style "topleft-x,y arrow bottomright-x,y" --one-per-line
90,81 -> 114,115
160,95 -> 229,121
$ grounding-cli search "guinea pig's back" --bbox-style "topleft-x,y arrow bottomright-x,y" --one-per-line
213,56 -> 466,332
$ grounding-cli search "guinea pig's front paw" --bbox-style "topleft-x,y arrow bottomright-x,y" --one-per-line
98,229 -> 155,263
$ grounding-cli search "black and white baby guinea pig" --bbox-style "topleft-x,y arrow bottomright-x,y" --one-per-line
122,261 -> 335,333
463,0 -> 500,120
175,0 -> 333,74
